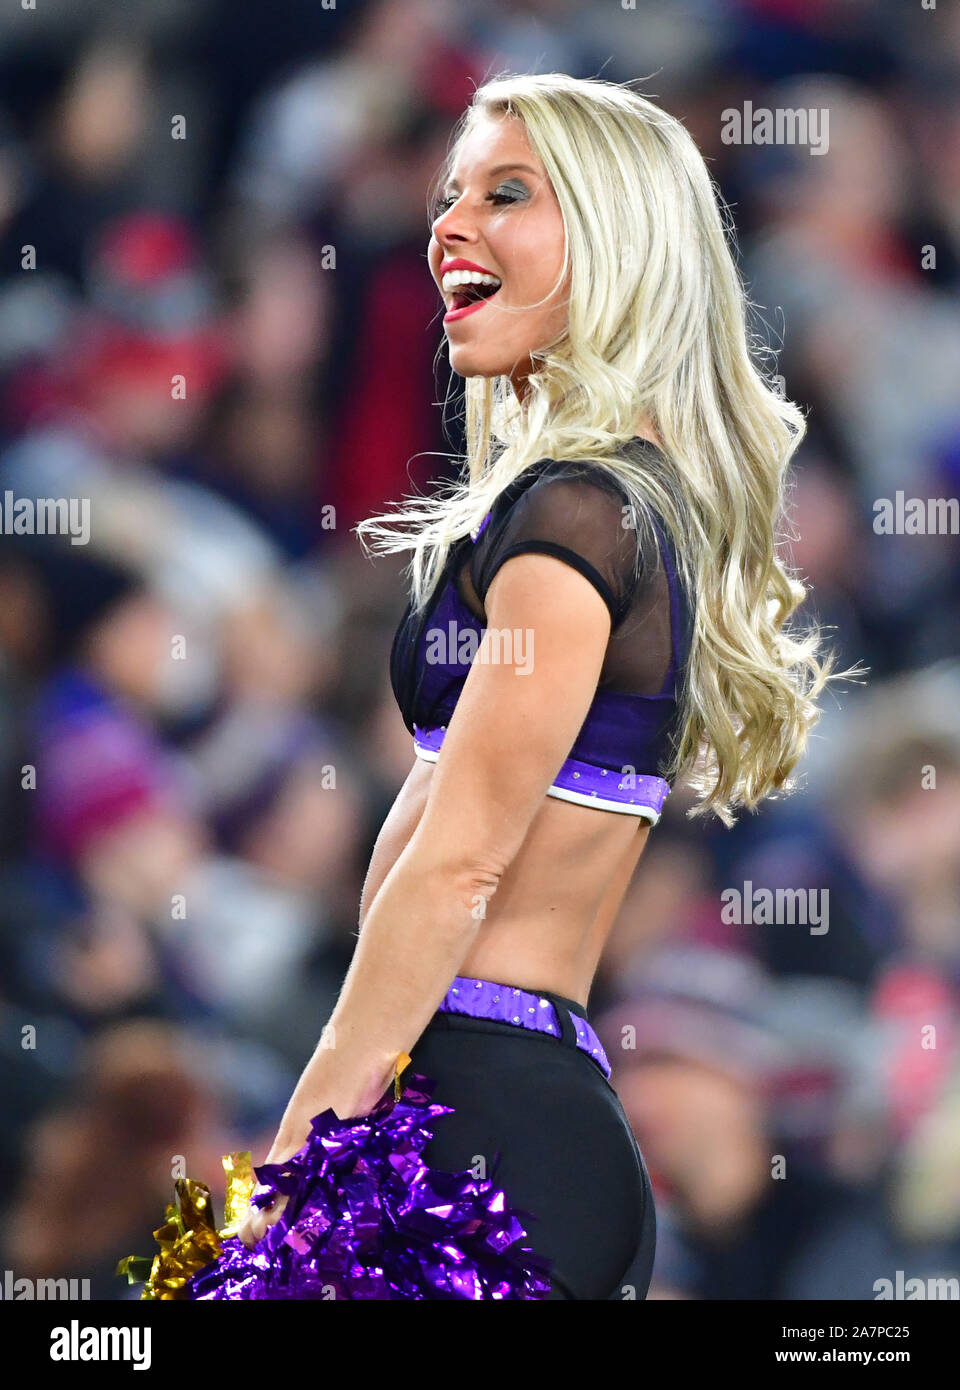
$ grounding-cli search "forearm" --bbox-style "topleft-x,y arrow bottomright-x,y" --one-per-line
274,834 -> 490,1141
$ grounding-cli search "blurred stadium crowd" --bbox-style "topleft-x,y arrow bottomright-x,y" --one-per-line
0,0 -> 959,1300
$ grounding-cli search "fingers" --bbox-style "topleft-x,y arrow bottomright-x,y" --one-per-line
238,1209 -> 267,1250
238,1193 -> 290,1250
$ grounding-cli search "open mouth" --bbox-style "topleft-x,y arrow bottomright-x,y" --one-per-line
442,269 -> 502,320
448,281 -> 501,312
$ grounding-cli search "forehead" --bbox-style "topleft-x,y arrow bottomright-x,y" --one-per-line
443,112 -> 541,191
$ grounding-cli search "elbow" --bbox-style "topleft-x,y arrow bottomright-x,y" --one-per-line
440,857 -> 506,926
403,834 -> 506,927
460,860 -> 504,924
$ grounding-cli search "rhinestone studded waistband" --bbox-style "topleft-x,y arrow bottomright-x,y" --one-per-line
436,975 -> 612,1079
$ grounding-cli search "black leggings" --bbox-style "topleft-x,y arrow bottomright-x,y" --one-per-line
408,985 -> 657,1300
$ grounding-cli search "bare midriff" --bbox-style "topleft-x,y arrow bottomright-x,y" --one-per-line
357,755 -> 651,1011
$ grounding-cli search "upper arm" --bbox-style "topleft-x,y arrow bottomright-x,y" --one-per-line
471,465 -> 641,628
406,549 -> 613,888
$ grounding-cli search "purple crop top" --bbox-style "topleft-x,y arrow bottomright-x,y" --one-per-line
389,439 -> 694,824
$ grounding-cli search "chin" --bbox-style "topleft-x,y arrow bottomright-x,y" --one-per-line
447,346 -> 508,379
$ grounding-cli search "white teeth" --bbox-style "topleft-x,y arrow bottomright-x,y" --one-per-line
441,269 -> 501,293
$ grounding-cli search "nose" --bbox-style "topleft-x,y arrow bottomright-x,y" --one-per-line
432,197 -> 479,249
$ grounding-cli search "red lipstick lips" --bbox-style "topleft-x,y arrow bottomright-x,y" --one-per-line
440,258 -> 502,324
440,258 -> 498,276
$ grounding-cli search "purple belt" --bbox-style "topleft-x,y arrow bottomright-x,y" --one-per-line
437,975 -> 612,1079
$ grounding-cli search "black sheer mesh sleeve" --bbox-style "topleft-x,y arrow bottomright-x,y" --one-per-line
470,462 -> 642,628
465,457 -> 687,701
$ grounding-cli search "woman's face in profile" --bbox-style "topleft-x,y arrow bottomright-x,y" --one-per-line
428,112 -> 569,395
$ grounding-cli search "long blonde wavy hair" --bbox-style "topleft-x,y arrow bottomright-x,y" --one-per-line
355,72 -> 862,827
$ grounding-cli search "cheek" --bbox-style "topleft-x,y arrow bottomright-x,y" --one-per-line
512,246 -> 566,319
516,207 -> 565,290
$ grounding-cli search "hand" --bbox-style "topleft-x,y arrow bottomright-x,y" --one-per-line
234,1067 -> 392,1249
235,1112 -> 319,1251
237,1187 -> 290,1250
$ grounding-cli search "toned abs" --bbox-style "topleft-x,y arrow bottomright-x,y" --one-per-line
357,757 -> 650,1009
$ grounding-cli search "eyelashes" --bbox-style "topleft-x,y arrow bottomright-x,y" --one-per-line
431,183 -> 530,220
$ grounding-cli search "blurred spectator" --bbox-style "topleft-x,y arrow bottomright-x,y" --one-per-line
598,947 -> 893,1299
2,1021 -> 225,1300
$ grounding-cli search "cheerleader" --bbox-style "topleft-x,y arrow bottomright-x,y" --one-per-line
184,72 -> 848,1300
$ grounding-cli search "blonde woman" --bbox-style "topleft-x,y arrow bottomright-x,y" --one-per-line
189,73 -> 847,1301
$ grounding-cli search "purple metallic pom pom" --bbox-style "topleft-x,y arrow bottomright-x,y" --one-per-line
186,1072 -> 553,1300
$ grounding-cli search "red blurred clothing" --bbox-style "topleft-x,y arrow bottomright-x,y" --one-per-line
323,250 -> 444,533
